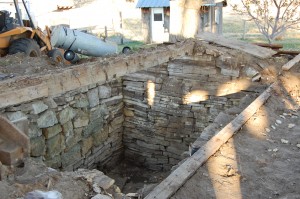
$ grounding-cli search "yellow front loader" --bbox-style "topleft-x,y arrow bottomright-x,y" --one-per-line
0,0 -> 63,62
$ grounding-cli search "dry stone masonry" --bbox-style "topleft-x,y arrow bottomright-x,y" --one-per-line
1,79 -> 124,171
122,42 -> 269,170
0,40 -> 270,171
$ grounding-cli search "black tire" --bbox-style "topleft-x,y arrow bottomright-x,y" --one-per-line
47,49 -> 64,63
8,38 -> 41,57
122,46 -> 132,54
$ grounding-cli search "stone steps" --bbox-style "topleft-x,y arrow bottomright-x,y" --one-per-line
0,138 -> 23,165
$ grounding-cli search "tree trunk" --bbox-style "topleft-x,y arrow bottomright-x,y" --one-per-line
170,0 -> 202,42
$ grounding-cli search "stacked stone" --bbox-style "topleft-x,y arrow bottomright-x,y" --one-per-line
123,43 -> 266,170
0,78 -> 124,171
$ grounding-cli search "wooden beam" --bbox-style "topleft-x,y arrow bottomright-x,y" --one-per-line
282,53 -> 300,71
197,33 -> 277,59
145,82 -> 277,199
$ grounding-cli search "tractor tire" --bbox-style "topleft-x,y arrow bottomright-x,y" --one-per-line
8,38 -> 41,57
47,49 -> 64,63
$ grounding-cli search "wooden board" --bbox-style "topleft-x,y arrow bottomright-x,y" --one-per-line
145,82 -> 277,199
197,33 -> 277,59
282,53 -> 300,71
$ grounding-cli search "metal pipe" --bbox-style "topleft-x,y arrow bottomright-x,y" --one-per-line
51,26 -> 117,57
22,0 -> 35,29
13,0 -> 24,26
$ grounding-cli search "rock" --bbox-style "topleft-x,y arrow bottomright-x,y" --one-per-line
126,193 -> 139,197
297,144 -> 300,148
137,183 -> 157,198
279,115 -> 286,119
44,98 -> 58,109
93,183 -> 102,194
252,74 -> 261,82
37,111 -> 58,128
28,124 -> 43,138
288,123 -> 295,129
6,111 -> 26,122
276,120 -> 282,124
265,128 -> 271,133
273,148 -> 278,152
123,108 -> 134,117
73,111 -> 90,128
74,95 -> 89,108
62,121 -> 74,137
24,190 -> 62,199
88,88 -> 100,108
46,134 -> 65,158
32,101 -> 48,114
93,175 -> 115,190
244,67 -> 259,78
221,68 -> 240,77
99,85 -> 112,99
91,194 -> 112,199
281,139 -> 289,144
30,136 -> 46,157
61,144 -> 81,168
43,124 -> 62,139
59,107 -> 77,125
90,105 -> 109,121
271,125 -> 276,130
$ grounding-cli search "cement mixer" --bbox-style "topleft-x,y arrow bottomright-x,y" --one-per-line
50,26 -> 118,62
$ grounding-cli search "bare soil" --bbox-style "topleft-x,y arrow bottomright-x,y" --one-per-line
172,73 -> 300,199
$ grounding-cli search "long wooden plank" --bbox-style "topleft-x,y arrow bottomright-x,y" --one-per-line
197,33 -> 276,59
145,82 -> 277,199
282,53 -> 300,71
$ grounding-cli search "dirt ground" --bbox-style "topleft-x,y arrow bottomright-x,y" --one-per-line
172,73 -> 300,199
0,53 -> 100,80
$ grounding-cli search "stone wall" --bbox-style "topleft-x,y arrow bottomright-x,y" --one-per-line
0,40 -> 193,170
0,40 -> 269,171
122,42 -> 268,170
0,79 -> 124,171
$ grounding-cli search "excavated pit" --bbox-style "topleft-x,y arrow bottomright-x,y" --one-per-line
1,39 -> 298,198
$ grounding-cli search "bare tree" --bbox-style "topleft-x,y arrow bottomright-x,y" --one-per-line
233,0 -> 300,44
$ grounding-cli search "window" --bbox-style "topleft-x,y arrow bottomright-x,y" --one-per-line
154,13 -> 163,21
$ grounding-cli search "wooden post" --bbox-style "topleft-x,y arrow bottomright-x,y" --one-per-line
242,19 -> 246,40
104,26 -> 107,41
218,5 -> 223,35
